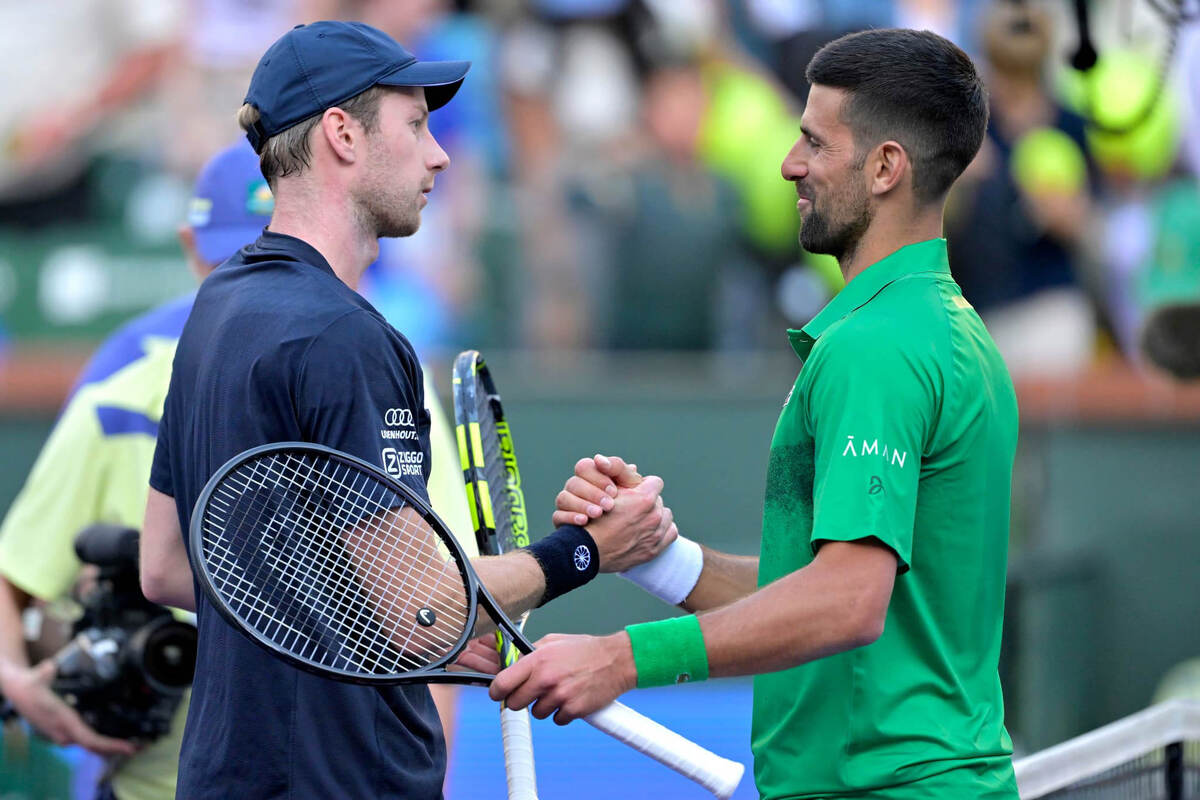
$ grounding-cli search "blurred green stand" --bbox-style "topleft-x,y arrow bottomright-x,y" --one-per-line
1005,422 -> 1200,752
0,156 -> 192,345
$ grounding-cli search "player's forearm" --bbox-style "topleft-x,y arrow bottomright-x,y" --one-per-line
696,547 -> 893,678
471,551 -> 545,632
139,488 -> 196,611
680,546 -> 758,613
140,561 -> 195,612
699,575 -> 871,678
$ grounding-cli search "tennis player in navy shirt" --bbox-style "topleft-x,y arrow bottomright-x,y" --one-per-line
139,22 -> 676,799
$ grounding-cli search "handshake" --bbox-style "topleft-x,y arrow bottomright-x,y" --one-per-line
550,454 -> 703,607
551,454 -> 679,575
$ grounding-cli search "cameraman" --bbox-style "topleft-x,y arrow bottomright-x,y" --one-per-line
0,142 -> 269,800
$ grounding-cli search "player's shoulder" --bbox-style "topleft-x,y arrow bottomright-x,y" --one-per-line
872,269 -> 957,320
807,286 -> 954,390
198,253 -> 369,340
839,275 -> 958,349
297,305 -> 421,393
306,302 -> 405,352
814,297 -> 927,360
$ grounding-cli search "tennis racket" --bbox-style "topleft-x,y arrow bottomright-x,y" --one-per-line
189,441 -> 745,799
452,350 -> 538,799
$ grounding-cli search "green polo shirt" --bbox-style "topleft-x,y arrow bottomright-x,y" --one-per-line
751,238 -> 1020,799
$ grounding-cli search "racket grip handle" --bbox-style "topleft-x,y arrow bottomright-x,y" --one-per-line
585,701 -> 745,799
500,706 -> 539,800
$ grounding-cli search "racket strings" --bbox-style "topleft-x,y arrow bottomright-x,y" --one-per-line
200,451 -> 471,676
208,454 -> 465,673
258,454 -> 469,667
206,458 -> 393,669
206,468 -> 405,674
260,460 -> 431,670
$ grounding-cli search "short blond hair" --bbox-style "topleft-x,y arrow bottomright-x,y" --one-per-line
237,86 -> 389,186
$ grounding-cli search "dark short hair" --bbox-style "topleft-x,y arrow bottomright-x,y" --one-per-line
806,28 -> 989,204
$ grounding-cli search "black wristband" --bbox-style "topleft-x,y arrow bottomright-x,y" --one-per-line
525,525 -> 600,607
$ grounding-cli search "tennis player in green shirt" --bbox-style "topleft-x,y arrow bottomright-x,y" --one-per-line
490,28 -> 1020,799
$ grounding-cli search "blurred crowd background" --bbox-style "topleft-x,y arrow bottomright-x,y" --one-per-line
0,0 -> 1196,371
1,1 -> 1200,797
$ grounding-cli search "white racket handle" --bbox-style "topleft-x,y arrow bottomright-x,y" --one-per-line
584,700 -> 745,799
501,705 -> 538,800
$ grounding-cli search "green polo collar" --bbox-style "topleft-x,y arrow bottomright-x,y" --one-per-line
787,238 -> 950,359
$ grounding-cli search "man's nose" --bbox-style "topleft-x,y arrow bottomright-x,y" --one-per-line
428,135 -> 450,173
781,142 -> 807,181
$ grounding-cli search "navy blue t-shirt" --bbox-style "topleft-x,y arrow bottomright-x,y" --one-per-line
150,231 -> 444,800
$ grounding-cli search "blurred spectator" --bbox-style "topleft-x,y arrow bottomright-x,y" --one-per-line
1182,21 -> 1200,177
160,0 -> 325,177
492,1 -> 798,350
734,0 -> 988,106
1067,48 -> 1195,361
0,0 -> 183,227
1141,302 -> 1200,381
946,0 -> 1096,375
494,18 -> 642,349
697,58 -> 799,264
569,62 -> 757,350
531,0 -> 630,19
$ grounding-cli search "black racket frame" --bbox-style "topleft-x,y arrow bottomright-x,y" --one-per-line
188,441 -> 536,687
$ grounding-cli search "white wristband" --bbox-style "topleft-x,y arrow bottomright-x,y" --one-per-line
618,536 -> 703,605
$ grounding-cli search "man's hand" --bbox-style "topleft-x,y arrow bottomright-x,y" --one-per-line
585,478 -> 677,573
451,635 -> 504,676
489,632 -> 636,724
554,455 -> 643,527
0,659 -> 138,756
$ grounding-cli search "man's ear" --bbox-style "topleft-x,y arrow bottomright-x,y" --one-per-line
319,107 -> 360,165
868,141 -> 909,197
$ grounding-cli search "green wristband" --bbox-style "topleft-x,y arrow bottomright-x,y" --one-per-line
625,615 -> 710,688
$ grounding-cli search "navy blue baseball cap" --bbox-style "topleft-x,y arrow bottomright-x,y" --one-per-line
243,21 -> 470,153
187,141 -> 275,264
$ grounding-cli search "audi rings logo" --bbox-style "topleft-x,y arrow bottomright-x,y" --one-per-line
384,408 -> 414,428
573,545 -> 592,572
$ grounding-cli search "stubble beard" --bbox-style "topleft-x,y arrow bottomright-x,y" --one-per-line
358,139 -> 423,239
362,186 -> 421,239
377,200 -> 421,238
798,178 -> 872,264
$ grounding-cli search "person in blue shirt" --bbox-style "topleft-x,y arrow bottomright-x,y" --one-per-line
139,21 -> 676,799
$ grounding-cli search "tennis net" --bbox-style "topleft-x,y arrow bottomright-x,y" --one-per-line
1016,700 -> 1200,799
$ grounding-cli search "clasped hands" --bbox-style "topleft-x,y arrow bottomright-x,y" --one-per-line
481,454 -> 656,724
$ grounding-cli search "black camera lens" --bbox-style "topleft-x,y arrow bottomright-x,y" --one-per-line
129,618 -> 198,692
